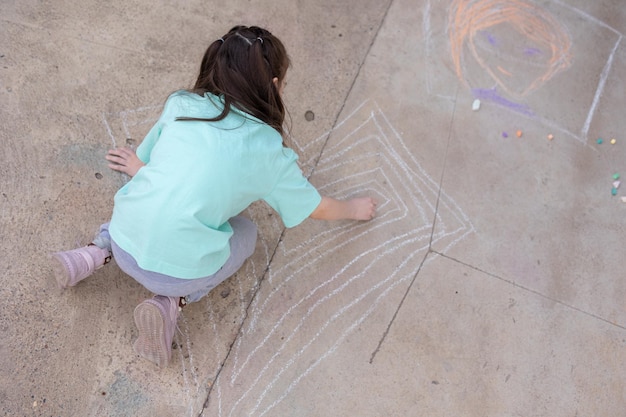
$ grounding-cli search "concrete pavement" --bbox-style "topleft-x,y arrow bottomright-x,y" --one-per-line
1,0 -> 625,416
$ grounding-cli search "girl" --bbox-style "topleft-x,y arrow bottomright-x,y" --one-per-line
52,25 -> 376,367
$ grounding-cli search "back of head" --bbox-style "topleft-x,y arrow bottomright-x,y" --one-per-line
191,26 -> 290,136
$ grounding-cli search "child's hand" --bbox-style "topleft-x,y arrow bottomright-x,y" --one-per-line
310,196 -> 377,221
106,147 -> 145,177
348,197 -> 377,221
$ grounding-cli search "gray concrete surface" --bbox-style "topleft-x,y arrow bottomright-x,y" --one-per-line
1,0 -> 625,416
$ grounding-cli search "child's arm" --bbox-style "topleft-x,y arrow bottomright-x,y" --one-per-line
309,196 -> 377,221
106,147 -> 146,177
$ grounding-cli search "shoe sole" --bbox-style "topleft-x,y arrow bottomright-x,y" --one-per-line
133,300 -> 171,367
50,253 -> 72,288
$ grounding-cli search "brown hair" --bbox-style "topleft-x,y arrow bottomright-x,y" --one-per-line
179,26 -> 290,136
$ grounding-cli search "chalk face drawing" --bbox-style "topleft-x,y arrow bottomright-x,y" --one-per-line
423,0 -> 623,141
204,100 -> 473,416
449,0 -> 572,100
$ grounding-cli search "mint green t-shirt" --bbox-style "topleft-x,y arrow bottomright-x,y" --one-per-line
109,91 -> 321,279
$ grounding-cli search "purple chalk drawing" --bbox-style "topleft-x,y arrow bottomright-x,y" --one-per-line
472,87 -> 535,116
524,47 -> 543,56
482,31 -> 498,46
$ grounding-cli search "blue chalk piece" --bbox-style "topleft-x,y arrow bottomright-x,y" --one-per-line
597,138 -> 603,144
612,188 -> 618,196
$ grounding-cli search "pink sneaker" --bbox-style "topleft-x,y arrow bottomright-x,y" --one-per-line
51,245 -> 111,288
133,296 -> 180,367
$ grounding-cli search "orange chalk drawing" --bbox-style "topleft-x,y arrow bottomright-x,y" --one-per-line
449,0 -> 572,98
497,65 -> 513,76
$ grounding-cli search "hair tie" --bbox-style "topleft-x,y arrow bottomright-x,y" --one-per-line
218,38 -> 224,43
257,37 -> 263,44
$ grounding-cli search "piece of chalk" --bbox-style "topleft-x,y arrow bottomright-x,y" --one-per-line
613,180 -> 621,189
472,99 -> 481,111
611,138 -> 617,145
547,134 -> 554,140
612,188 -> 618,196
614,173 -> 621,180
621,196 -> 626,203
597,138 -> 603,144
502,132 -> 508,138
516,130 -> 522,138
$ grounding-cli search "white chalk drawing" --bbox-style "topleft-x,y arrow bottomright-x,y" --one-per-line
102,105 -> 161,148
202,100 -> 474,416
424,0 -> 623,143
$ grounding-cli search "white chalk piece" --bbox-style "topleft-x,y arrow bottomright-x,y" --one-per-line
613,180 -> 621,189
621,196 -> 626,203
472,99 -> 481,111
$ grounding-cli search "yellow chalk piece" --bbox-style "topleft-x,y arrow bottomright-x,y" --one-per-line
610,138 -> 617,145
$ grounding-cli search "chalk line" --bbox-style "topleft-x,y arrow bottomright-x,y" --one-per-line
581,35 -> 622,140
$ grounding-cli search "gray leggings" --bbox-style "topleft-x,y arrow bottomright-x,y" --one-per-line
97,216 -> 257,303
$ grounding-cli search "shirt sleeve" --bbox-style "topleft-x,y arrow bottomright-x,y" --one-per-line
264,149 -> 322,228
136,122 -> 162,164
135,92 -> 183,163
